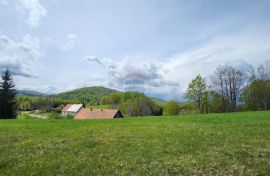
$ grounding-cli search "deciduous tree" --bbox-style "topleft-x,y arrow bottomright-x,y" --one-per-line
211,66 -> 245,112
185,74 -> 208,113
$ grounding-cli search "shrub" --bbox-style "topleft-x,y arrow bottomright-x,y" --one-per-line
163,101 -> 180,116
102,92 -> 163,117
48,113 -> 64,119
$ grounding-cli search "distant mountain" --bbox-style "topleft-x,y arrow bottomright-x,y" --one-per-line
17,90 -> 47,97
52,86 -> 118,105
150,97 -> 167,105
18,86 -> 168,105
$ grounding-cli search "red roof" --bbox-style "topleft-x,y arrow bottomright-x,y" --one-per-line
75,108 -> 123,119
62,104 -> 72,112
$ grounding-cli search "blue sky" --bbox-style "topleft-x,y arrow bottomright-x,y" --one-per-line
1,0 -> 270,99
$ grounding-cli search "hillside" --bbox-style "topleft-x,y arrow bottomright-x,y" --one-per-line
17,86 -> 167,107
150,97 -> 167,105
52,86 -> 118,105
17,90 -> 47,97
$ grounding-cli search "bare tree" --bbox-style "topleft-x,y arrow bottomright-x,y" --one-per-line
211,65 -> 246,112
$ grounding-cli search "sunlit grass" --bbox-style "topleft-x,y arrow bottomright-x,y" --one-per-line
0,111 -> 270,175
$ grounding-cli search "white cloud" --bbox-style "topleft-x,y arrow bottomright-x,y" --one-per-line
0,33 -> 43,77
61,33 -> 79,51
19,0 -> 47,27
85,28 -> 270,96
163,29 -> 270,91
85,55 -> 180,96
85,55 -> 104,67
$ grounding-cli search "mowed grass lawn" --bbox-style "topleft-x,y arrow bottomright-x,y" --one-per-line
0,112 -> 270,175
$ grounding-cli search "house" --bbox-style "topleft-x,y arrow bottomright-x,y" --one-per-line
62,104 -> 83,117
75,108 -> 123,119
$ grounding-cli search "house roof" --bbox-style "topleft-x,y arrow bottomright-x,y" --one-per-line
62,104 -> 83,112
75,108 -> 122,119
62,104 -> 72,112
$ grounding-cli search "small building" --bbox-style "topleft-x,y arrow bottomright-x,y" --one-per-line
75,108 -> 123,119
62,104 -> 83,117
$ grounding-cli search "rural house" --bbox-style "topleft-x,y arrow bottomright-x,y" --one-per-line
75,108 -> 123,119
62,104 -> 83,117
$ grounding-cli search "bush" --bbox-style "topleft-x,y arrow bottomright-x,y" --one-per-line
179,103 -> 198,115
48,113 -> 64,119
102,92 -> 163,117
163,101 -> 180,116
17,113 -> 36,120
47,113 -> 74,119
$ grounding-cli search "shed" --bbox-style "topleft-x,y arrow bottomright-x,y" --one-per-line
62,104 -> 83,117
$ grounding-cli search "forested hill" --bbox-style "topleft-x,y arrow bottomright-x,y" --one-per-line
52,86 -> 118,105
17,86 -> 167,106
17,90 -> 47,97
150,97 -> 167,105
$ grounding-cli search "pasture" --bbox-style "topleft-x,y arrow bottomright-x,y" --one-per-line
0,111 -> 270,175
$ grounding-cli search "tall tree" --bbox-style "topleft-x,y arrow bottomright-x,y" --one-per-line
241,65 -> 270,111
0,70 -> 18,119
185,74 -> 208,113
211,66 -> 245,112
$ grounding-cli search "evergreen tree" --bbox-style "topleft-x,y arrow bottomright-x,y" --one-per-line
0,70 -> 18,119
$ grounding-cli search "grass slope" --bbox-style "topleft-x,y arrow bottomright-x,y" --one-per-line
0,111 -> 270,175
52,86 -> 118,105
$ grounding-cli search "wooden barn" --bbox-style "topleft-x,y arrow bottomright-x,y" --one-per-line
75,108 -> 123,119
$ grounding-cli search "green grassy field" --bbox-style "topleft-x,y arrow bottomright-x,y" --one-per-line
0,111 -> 270,175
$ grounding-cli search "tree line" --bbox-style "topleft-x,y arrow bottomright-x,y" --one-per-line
1,62 -> 269,119
101,92 -> 163,116
164,63 -> 270,115
0,70 -> 69,119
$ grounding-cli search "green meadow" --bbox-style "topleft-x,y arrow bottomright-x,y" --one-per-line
0,111 -> 270,175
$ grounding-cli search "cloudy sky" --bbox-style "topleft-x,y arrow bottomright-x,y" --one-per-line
1,0 -> 270,99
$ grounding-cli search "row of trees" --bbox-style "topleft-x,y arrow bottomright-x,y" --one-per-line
101,92 -> 163,116
163,101 -> 196,116
1,63 -> 269,119
0,69 -> 69,119
182,64 -> 270,114
17,96 -> 67,112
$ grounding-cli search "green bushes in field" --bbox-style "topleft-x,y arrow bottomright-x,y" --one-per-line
163,101 -> 198,116
17,113 -> 36,120
17,96 -> 68,112
101,92 -> 162,116
47,113 -> 73,119
163,101 -> 180,116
